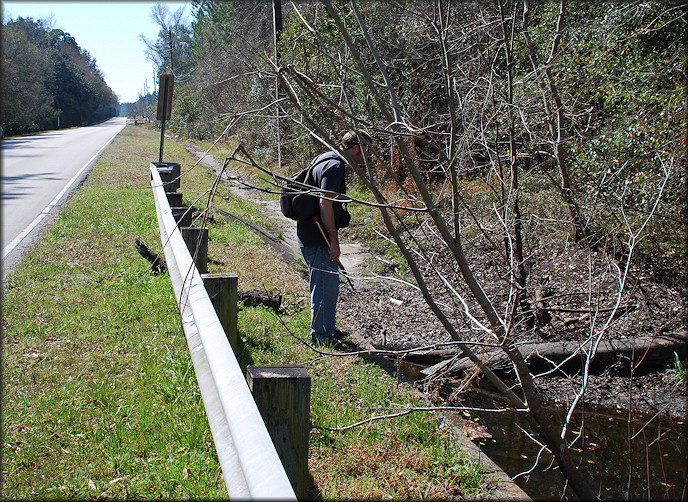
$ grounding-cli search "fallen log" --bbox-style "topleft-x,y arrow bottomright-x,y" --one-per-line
238,290 -> 282,312
421,331 -> 687,378
135,238 -> 167,274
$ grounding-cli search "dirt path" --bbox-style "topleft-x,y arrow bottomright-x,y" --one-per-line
181,139 -> 374,277
180,139 -> 687,421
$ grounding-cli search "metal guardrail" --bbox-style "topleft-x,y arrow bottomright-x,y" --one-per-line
150,164 -> 296,500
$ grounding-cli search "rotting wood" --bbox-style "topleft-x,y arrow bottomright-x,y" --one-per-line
421,331 -> 687,378
238,290 -> 282,312
135,238 -> 167,274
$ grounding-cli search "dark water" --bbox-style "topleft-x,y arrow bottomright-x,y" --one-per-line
463,389 -> 687,500
396,360 -> 687,500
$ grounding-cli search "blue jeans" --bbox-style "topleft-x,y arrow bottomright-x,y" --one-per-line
300,244 -> 339,340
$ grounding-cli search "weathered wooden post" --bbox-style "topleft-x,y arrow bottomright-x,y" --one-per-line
246,365 -> 311,500
171,207 -> 192,227
166,191 -> 183,207
202,273 -> 238,351
153,161 -> 180,192
181,227 -> 208,274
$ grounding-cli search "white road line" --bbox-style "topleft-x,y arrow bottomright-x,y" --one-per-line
2,126 -> 123,259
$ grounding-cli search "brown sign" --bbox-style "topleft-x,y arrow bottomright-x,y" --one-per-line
156,74 -> 174,121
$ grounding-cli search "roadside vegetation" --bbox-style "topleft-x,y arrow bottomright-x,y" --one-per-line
1,124 -> 490,499
127,2 -> 685,498
1,16 -> 118,135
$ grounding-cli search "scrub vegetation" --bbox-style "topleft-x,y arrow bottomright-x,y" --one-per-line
124,1 -> 685,499
1,125 -> 489,499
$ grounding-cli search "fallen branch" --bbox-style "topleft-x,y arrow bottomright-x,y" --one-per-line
135,238 -> 167,274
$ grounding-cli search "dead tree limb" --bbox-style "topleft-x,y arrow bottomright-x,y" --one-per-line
238,290 -> 282,312
426,331 -> 687,378
135,238 -> 167,274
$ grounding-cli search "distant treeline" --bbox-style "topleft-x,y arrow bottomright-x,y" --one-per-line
1,16 -> 119,136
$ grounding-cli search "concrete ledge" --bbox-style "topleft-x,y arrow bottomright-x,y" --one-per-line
343,328 -> 530,500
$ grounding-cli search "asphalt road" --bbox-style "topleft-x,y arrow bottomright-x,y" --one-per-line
1,117 -> 127,278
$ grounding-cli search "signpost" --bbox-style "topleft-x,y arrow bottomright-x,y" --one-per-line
157,73 -> 174,163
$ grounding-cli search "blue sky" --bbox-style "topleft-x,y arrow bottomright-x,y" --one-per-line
2,1 -> 193,103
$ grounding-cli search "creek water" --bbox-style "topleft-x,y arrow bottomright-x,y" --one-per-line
396,360 -> 687,500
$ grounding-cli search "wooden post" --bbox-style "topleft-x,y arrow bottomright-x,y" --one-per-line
166,192 -> 183,207
246,365 -> 310,500
171,207 -> 192,227
202,273 -> 238,351
181,227 -> 208,274
153,162 -> 180,191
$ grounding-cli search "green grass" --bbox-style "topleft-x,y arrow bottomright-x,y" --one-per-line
667,352 -> 688,390
2,127 -> 224,498
2,125 -> 491,499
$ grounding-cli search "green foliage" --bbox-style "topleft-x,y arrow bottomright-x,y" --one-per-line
1,24 -> 57,133
667,352 -> 688,389
167,85 -> 217,139
551,2 -> 686,267
1,16 -> 118,135
162,0 -> 684,277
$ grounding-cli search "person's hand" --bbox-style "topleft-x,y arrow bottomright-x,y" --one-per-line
329,241 -> 341,261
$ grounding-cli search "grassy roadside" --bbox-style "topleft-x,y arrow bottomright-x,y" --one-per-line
2,126 -> 224,498
2,125 -> 491,499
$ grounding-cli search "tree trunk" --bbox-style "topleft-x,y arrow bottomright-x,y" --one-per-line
425,331 -> 687,376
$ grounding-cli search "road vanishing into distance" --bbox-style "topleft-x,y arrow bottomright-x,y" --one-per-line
1,117 -> 127,278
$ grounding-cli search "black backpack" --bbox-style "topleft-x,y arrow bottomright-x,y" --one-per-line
280,153 -> 351,227
279,163 -> 319,222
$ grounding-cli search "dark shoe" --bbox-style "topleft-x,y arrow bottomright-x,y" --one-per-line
332,328 -> 348,339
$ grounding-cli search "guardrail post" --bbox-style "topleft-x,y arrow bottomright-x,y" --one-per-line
166,192 -> 183,207
172,207 -> 192,227
153,161 -> 181,191
181,227 -> 208,274
202,273 -> 238,351
246,365 -> 311,500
